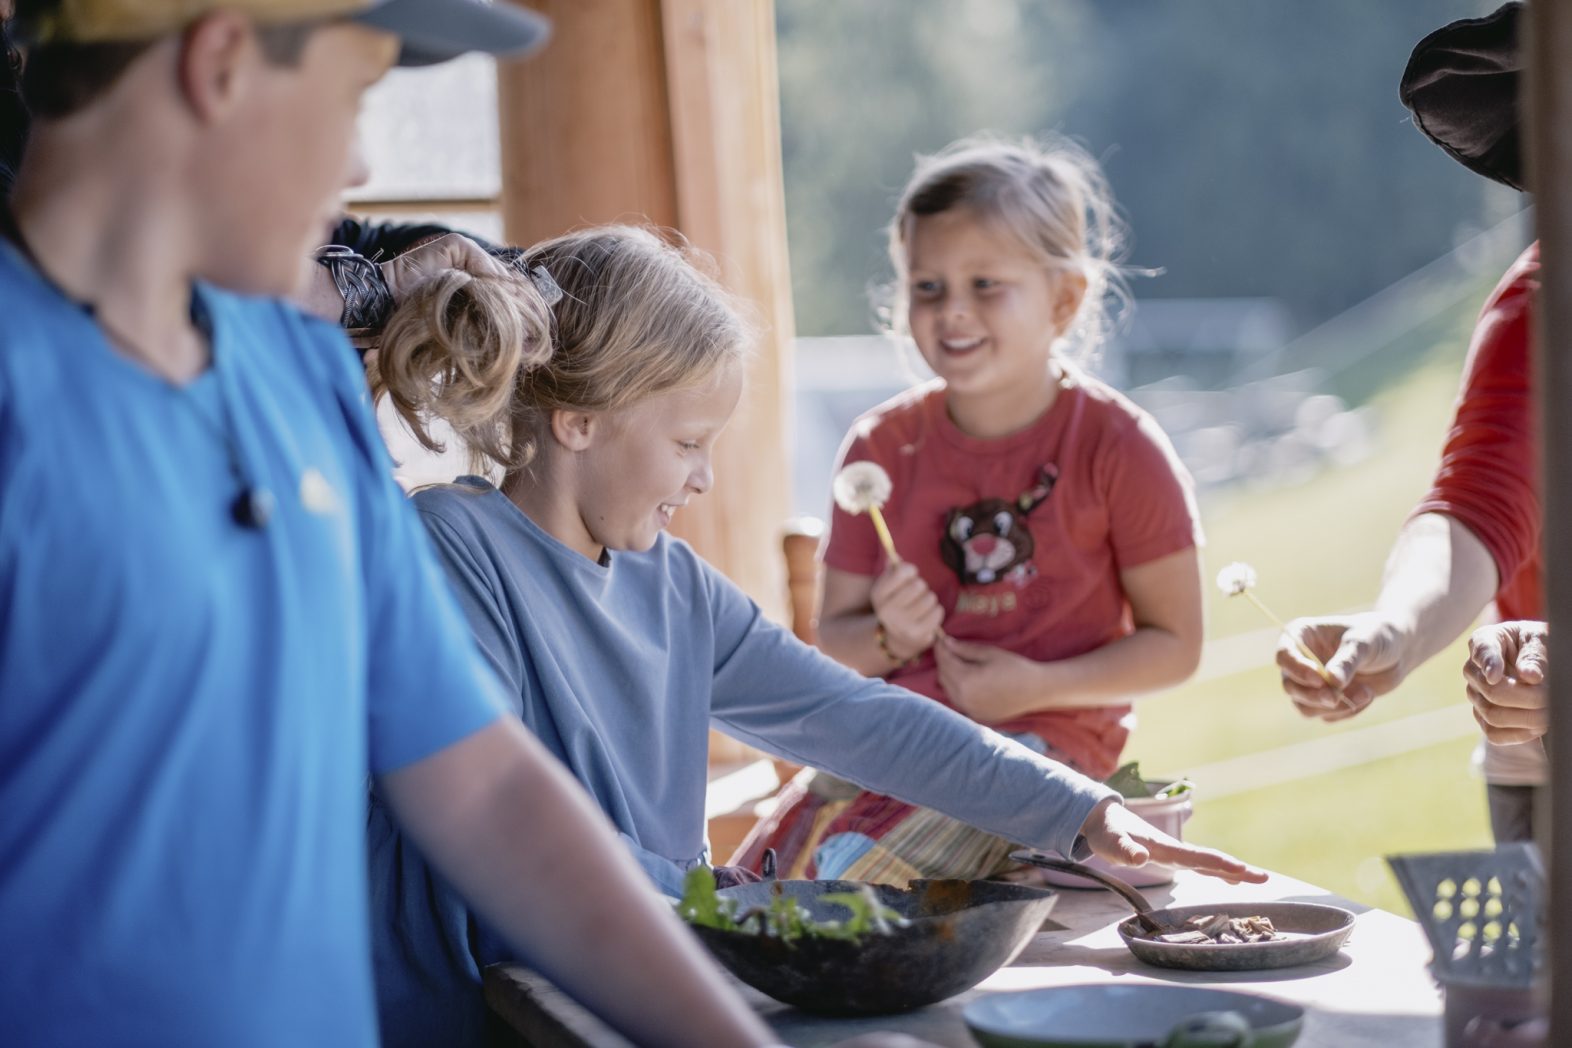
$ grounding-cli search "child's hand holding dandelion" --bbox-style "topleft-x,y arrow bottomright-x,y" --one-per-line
834,462 -> 943,664
1216,562 -> 1358,715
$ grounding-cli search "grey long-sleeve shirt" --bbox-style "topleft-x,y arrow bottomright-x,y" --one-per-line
367,476 -> 1113,1045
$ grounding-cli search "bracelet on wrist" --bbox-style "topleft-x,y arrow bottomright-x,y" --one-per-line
315,245 -> 395,333
875,621 -> 915,666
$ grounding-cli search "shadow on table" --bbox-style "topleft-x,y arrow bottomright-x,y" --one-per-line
1130,951 -> 1356,984
1299,1005 -> 1440,1044
1019,939 -> 1356,983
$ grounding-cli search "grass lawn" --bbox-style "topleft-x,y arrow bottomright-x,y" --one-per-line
1124,301 -> 1501,917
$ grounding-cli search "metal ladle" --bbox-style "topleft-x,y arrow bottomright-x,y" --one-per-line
1009,850 -> 1167,935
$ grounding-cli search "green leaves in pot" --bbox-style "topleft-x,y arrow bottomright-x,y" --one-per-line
676,867 -> 908,945
1105,761 -> 1194,801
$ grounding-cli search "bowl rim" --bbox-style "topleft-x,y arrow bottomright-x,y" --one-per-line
962,982 -> 1306,1041
1116,900 -> 1357,949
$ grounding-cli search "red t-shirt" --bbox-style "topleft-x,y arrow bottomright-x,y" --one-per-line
823,371 -> 1203,780
1412,242 -> 1541,621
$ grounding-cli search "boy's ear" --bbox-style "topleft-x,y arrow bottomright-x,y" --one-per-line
1053,270 -> 1089,332
549,409 -> 598,452
178,12 -> 259,123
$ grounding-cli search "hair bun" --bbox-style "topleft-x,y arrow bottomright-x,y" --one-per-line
373,265 -> 556,472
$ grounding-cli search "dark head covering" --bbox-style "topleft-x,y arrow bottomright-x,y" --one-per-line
0,18 -> 26,199
1399,2 -> 1523,190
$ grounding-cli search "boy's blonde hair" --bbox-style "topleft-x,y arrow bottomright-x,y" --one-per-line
373,225 -> 749,476
887,133 -> 1131,364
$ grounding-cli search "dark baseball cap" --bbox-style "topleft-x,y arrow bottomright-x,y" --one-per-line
1399,2 -> 1523,190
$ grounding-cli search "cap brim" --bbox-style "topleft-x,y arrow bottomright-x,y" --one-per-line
355,0 -> 550,68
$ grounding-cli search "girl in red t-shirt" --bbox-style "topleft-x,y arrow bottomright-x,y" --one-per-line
736,134 -> 1204,883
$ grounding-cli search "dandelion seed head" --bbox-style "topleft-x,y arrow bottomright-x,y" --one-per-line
833,461 -> 893,515
1216,562 -> 1258,597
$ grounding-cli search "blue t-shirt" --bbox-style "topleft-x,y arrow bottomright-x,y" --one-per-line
0,245 -> 506,1047
368,477 -> 1112,1047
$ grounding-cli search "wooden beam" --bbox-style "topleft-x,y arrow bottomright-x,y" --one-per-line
495,0 -> 796,626
656,0 -> 796,619
497,1 -> 678,241
1525,3 -> 1571,1040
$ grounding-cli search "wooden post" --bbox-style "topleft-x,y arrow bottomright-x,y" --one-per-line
1525,3 -> 1571,1041
782,517 -> 825,646
496,0 -> 795,626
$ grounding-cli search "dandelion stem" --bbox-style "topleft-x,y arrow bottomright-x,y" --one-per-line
868,505 -> 901,565
1242,591 -> 1350,704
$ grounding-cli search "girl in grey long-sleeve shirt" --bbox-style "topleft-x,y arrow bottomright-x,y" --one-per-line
365,225 -> 1261,1046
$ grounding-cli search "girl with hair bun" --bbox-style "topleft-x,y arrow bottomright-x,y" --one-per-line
736,134 -> 1205,884
364,223 -> 1257,1047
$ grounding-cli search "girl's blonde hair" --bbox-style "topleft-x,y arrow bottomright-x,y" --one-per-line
887,132 -> 1132,365
372,225 -> 749,476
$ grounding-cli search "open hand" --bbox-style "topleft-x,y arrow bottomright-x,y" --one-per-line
1079,796 -> 1267,885
933,634 -> 1039,724
1277,613 -> 1407,722
870,562 -> 943,662
1466,621 -> 1549,746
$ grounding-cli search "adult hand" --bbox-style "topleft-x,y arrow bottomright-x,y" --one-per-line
869,562 -> 943,662
379,232 -> 511,303
1079,797 -> 1268,885
1465,621 -> 1549,745
299,233 -> 512,338
933,634 -> 1039,724
1277,613 -> 1408,722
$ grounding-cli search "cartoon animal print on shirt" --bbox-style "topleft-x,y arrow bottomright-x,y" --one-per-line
940,466 -> 1059,585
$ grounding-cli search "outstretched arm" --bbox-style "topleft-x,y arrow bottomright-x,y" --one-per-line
1278,512 -> 1498,720
713,575 -> 1263,884
379,718 -> 777,1048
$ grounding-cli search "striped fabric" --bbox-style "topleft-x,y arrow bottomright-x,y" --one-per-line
732,748 -> 1076,884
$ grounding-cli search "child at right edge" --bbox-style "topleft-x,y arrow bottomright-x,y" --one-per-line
737,134 -> 1206,884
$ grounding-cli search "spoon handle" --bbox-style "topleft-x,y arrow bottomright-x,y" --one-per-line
1009,850 -> 1165,934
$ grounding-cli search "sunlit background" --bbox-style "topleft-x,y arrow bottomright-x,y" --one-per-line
355,0 -> 1521,914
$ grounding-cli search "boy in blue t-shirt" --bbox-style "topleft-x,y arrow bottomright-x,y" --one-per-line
0,3 -> 795,1045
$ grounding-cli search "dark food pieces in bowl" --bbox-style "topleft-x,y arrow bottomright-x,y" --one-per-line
1147,913 -> 1284,945
685,878 -> 1058,1016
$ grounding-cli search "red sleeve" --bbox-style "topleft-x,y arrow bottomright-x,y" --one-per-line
1410,246 -> 1539,593
1100,411 -> 1204,570
820,428 -> 885,578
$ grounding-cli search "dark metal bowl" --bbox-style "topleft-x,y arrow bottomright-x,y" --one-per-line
689,878 -> 1058,1015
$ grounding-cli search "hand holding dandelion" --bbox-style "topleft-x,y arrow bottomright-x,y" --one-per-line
833,461 -> 901,565
1216,562 -> 1348,700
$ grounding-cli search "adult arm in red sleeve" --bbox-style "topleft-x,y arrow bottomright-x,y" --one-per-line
1279,246 -> 1538,720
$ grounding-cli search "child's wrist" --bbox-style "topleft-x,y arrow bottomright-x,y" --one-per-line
875,621 -> 918,665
